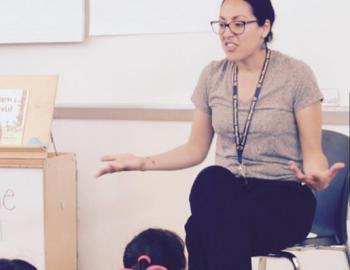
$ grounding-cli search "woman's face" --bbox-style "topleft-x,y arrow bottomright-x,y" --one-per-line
219,0 -> 268,62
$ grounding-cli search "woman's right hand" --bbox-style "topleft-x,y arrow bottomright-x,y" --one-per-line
96,154 -> 145,177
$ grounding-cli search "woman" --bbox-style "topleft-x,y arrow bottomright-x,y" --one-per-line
97,0 -> 344,269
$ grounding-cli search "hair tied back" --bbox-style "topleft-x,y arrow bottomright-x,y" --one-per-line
137,255 -> 152,264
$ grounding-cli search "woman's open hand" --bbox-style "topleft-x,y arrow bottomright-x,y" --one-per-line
96,154 -> 144,177
289,161 -> 345,191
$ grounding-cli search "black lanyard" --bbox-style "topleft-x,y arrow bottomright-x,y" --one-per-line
232,49 -> 271,177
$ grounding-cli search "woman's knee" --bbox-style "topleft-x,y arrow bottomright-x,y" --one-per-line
192,166 -> 231,191
189,166 -> 234,208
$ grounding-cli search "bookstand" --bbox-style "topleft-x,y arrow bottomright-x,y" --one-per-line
0,76 -> 77,270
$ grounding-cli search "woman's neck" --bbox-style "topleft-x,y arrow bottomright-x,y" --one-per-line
236,48 -> 267,73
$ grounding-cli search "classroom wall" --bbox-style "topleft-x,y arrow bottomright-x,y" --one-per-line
0,1 -> 349,269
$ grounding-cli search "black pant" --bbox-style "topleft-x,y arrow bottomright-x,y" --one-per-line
185,166 -> 316,270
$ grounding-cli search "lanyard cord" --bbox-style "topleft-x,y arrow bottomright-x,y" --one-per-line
232,49 -> 271,166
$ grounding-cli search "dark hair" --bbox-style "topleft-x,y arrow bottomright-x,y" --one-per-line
0,259 -> 37,270
221,0 -> 275,43
123,228 -> 186,270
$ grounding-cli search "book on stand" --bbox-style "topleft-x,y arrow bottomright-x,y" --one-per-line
0,89 -> 29,145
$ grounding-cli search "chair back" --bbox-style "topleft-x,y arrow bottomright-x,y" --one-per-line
310,129 -> 350,244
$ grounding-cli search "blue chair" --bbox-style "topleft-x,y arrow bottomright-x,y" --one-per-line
258,129 -> 350,270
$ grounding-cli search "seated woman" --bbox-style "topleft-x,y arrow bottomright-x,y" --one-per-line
121,228 -> 186,270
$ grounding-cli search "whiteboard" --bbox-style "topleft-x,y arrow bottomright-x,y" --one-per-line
0,168 -> 44,270
89,0 -> 220,36
0,0 -> 85,43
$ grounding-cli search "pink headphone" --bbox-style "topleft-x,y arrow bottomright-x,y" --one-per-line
120,255 -> 167,270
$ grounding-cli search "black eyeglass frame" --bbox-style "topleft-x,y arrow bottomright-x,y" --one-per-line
210,20 -> 258,35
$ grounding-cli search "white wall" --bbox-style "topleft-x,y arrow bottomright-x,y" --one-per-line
50,119 -> 348,270
0,34 -> 224,107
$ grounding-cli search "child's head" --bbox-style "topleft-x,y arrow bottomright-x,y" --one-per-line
0,259 -> 37,270
122,228 -> 186,270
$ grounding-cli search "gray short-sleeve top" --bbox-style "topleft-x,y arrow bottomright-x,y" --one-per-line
191,50 -> 323,181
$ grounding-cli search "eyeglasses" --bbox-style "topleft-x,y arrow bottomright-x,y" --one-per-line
210,20 -> 258,35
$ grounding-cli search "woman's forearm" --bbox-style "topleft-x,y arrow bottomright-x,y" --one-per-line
140,142 -> 208,171
302,150 -> 329,175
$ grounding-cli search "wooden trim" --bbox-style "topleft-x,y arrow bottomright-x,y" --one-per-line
323,111 -> 349,125
54,106 -> 194,122
54,106 -> 349,125
0,146 -> 47,160
0,159 -> 44,168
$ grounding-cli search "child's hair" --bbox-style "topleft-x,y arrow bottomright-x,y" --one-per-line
122,228 -> 186,270
0,259 -> 37,270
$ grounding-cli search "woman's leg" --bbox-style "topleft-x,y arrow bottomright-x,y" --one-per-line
185,166 -> 316,270
185,216 -> 207,270
247,180 -> 316,256
185,166 -> 253,270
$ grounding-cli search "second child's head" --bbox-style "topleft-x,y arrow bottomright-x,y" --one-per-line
0,259 -> 37,270
122,228 -> 186,270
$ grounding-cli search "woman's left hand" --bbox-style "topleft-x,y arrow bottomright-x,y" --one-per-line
289,161 -> 345,192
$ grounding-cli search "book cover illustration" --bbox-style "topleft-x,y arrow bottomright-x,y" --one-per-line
0,89 -> 29,145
